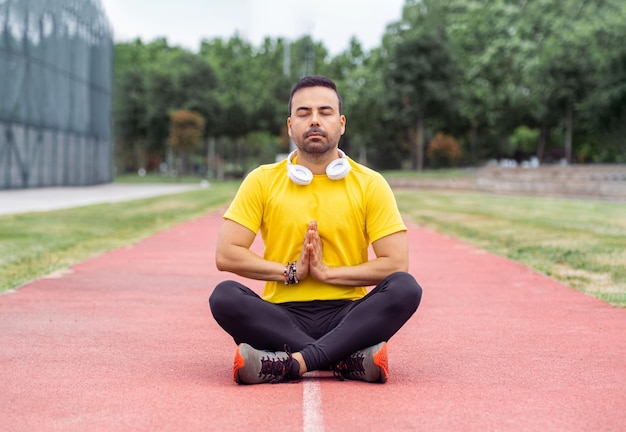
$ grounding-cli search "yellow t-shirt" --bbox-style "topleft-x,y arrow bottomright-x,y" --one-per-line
223,156 -> 406,303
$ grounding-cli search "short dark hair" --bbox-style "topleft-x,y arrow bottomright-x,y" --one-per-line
288,75 -> 343,115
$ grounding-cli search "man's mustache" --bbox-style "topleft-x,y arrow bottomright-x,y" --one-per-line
304,127 -> 327,139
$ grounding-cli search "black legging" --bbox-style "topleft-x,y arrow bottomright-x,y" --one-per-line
209,272 -> 422,371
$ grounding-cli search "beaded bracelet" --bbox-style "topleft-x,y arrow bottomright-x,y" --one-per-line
283,261 -> 298,285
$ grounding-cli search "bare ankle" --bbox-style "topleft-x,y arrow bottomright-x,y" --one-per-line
292,352 -> 308,376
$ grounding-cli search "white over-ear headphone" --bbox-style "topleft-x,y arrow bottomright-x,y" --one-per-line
286,149 -> 351,185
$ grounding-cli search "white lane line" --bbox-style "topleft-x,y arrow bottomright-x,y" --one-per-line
303,373 -> 324,432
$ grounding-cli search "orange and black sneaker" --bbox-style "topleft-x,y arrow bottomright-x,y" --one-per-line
233,343 -> 295,384
332,342 -> 389,383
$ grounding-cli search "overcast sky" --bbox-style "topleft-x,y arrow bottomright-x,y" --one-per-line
99,0 -> 406,55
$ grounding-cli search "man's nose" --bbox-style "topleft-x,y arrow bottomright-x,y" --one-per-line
310,111 -> 321,125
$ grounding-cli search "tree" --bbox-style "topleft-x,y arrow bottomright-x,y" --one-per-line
200,35 -> 287,174
427,133 -> 462,168
110,0 -> 625,173
446,0 -> 530,161
113,38 -> 220,173
112,40 -> 153,171
517,0 -> 620,163
577,0 -> 626,162
168,110 -> 205,175
384,0 -> 458,170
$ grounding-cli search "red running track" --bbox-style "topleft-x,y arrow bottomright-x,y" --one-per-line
1,211 -> 625,431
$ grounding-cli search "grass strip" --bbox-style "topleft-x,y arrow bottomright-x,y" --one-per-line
0,182 -> 239,293
395,189 -> 626,307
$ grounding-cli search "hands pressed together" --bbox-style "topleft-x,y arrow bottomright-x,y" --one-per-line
296,220 -> 330,282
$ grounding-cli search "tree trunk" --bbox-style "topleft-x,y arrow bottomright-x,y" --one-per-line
415,113 -> 424,171
179,151 -> 190,176
537,124 -> 547,162
564,101 -> 573,163
469,120 -> 478,162
206,136 -> 216,179
358,140 -> 367,165
134,138 -> 146,172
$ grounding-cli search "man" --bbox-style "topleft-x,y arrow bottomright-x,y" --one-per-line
209,75 -> 422,384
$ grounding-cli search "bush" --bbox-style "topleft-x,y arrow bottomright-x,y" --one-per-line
427,133 -> 462,168
168,110 -> 205,175
168,110 -> 205,152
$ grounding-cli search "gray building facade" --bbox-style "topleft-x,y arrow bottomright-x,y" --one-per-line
0,0 -> 114,189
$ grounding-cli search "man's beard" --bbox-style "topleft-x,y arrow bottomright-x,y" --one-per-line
298,127 -> 338,154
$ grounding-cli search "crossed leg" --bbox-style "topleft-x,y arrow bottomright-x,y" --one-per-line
209,272 -> 422,373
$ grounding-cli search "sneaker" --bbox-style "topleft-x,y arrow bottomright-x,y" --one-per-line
332,342 -> 388,383
233,343 -> 295,384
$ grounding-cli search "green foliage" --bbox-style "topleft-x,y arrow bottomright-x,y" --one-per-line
113,39 -> 220,172
509,126 -> 540,154
111,0 -> 626,174
383,0 -> 457,170
244,131 -> 282,166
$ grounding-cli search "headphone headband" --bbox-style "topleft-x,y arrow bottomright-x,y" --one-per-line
286,149 -> 351,185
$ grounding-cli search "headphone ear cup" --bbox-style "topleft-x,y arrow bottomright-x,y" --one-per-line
326,158 -> 351,180
287,164 -> 313,185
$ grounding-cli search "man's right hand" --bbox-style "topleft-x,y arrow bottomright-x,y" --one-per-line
296,220 -> 318,281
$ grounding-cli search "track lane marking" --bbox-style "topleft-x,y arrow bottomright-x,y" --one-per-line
303,372 -> 324,432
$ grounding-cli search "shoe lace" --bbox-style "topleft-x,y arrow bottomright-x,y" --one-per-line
332,352 -> 365,381
258,345 -> 294,384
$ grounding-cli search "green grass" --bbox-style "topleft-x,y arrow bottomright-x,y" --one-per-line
114,173 -> 209,184
2,177 -> 624,307
394,189 -> 626,307
0,181 -> 239,293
